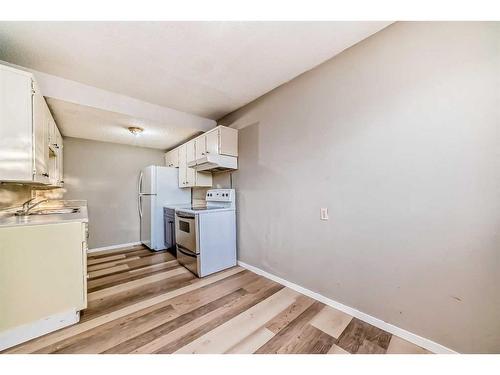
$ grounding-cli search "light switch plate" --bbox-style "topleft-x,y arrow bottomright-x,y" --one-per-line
320,207 -> 329,220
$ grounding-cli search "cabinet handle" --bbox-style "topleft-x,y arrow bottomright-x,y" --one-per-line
42,173 -> 49,177
206,151 -> 210,154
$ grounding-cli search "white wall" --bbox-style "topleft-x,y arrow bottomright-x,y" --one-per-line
219,22 -> 500,353
63,137 -> 165,249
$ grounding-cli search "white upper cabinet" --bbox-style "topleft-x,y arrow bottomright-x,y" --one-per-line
205,130 -> 219,156
186,140 -> 196,165
165,149 -> 179,168
195,136 -> 206,160
166,126 -> 238,188
0,64 -> 63,186
0,67 -> 35,182
176,141 -> 212,188
177,144 -> 187,187
206,126 -> 238,157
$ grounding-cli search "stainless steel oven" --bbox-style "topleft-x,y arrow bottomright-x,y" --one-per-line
175,211 -> 200,276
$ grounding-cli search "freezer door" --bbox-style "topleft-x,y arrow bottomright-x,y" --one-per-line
140,166 -> 156,195
140,195 -> 154,249
155,167 -> 191,204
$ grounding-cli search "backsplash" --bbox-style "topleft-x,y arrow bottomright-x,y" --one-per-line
0,184 -> 65,211
192,187 -> 210,207
191,172 -> 233,206
0,184 -> 33,210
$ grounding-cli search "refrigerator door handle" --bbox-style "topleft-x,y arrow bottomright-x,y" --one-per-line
138,171 -> 144,194
138,195 -> 143,217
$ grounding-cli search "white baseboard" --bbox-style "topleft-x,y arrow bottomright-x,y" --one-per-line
238,261 -> 458,354
87,241 -> 142,253
0,309 -> 80,351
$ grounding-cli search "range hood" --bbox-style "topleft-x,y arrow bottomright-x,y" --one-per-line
188,154 -> 238,172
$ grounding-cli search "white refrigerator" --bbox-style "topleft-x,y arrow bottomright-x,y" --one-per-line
138,165 -> 191,251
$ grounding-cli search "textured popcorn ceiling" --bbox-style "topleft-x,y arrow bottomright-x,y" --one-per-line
46,98 -> 203,150
0,21 -> 391,120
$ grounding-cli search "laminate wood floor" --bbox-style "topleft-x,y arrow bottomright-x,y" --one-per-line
3,245 -> 431,354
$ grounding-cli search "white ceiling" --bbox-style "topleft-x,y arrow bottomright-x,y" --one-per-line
0,22 -> 391,121
46,98 -> 202,150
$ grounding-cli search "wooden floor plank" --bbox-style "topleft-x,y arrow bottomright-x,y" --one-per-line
309,305 -> 353,339
123,289 -> 249,354
265,294 -> 315,334
335,318 -> 392,354
280,324 -> 335,354
1,246 -> 430,355
87,254 -> 126,266
87,266 -> 190,302
87,257 -> 140,272
151,278 -> 283,354
225,328 -> 275,354
87,260 -> 179,292
36,305 -> 179,354
88,264 -> 129,278
87,245 -> 146,258
82,273 -> 197,321
174,287 -> 299,353
255,301 -> 324,354
4,266 -> 245,353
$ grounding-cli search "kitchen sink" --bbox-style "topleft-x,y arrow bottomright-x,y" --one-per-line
27,208 -> 81,215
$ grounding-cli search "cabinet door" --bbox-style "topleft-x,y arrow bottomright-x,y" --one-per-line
54,123 -> 62,148
177,144 -> 187,188
171,149 -> 179,168
48,117 -> 56,147
205,130 -> 219,156
186,163 -> 196,187
219,126 -> 238,156
0,222 -> 86,337
57,130 -> 64,185
33,87 -> 49,183
164,152 -> 172,167
195,136 -> 206,160
0,66 -> 33,181
58,147 -> 64,185
165,149 -> 179,168
186,141 -> 196,165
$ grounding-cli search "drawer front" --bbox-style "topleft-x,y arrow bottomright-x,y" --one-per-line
176,245 -> 200,277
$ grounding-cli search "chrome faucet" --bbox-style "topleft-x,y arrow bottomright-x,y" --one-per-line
16,198 -> 49,216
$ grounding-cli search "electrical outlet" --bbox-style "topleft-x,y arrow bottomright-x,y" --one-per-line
320,207 -> 329,220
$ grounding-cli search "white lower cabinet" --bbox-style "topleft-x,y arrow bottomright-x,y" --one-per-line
0,221 -> 88,351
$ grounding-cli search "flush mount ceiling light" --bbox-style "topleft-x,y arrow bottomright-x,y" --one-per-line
128,126 -> 144,136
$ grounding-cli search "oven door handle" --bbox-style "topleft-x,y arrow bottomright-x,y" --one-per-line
176,212 -> 195,219
177,245 -> 197,258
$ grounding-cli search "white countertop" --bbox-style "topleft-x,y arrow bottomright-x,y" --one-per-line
0,200 -> 89,228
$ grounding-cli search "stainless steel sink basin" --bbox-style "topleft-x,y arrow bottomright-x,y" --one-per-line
27,208 -> 81,215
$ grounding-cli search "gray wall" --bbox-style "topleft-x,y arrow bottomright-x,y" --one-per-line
63,137 -> 165,249
219,22 -> 500,353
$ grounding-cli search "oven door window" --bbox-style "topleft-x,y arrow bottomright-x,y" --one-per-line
179,220 -> 190,233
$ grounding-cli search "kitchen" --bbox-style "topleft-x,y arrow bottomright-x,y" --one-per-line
0,19 -> 499,361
